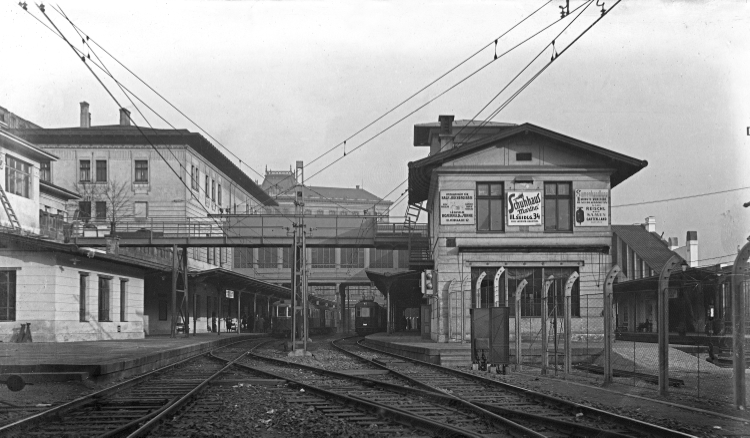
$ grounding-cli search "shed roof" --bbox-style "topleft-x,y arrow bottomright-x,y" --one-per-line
611,225 -> 683,273
189,267 -> 290,299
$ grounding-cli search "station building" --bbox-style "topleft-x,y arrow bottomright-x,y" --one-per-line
2,104 -> 289,340
408,116 -> 648,342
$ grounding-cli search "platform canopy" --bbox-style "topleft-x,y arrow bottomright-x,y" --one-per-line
190,267 -> 290,300
365,269 -> 422,306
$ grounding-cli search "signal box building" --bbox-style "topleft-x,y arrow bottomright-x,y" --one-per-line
408,116 -> 647,342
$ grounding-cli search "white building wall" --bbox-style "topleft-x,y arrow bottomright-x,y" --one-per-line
0,244 -> 145,342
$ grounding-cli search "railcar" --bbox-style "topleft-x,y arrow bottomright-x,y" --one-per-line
271,295 -> 338,337
355,298 -> 386,336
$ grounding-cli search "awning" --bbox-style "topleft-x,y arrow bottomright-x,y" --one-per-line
365,269 -> 420,299
190,267 -> 290,299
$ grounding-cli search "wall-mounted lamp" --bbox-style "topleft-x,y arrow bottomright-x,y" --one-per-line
681,260 -> 689,272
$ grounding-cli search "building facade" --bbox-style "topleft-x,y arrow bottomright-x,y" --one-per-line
408,116 -> 647,342
3,103 -> 289,339
12,103 -> 278,271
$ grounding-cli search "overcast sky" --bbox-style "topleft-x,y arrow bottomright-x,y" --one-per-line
2,0 -> 748,265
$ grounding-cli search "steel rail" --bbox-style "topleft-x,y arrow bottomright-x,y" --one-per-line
356,337 -> 697,438
245,344 -> 545,437
126,343 -> 258,438
331,336 -> 632,438
0,338 -> 264,437
226,350 -> 487,437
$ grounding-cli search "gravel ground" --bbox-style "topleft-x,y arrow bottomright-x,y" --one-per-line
147,383 -> 391,437
0,380 -> 98,426
5,335 -> 750,437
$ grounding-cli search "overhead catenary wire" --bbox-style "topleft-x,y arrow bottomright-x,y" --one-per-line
33,5 -> 255,243
454,0 -> 598,146
46,5 -> 266,182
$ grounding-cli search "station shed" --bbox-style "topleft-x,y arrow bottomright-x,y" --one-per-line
407,116 -> 647,342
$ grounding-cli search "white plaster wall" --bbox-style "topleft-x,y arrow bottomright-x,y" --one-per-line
0,247 -> 145,342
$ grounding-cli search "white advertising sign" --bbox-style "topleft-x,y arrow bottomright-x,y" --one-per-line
507,191 -> 542,226
226,290 -> 234,299
440,190 -> 475,225
574,189 -> 609,226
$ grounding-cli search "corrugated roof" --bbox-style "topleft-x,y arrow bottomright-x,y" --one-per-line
12,126 -> 277,207
611,225 -> 683,273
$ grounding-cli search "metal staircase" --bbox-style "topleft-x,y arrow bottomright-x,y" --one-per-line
405,202 -> 432,268
0,183 -> 20,230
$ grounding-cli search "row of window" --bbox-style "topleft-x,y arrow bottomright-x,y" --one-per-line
78,160 -> 149,183
79,273 -> 129,323
234,248 -> 409,269
191,165 -> 223,206
475,182 -> 573,232
0,271 -> 129,323
77,200 -> 148,221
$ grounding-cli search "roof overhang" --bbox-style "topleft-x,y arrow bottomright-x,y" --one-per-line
0,231 -> 169,272
12,128 -> 277,207
0,130 -> 58,163
408,123 -> 648,204
189,267 -> 290,299
40,180 -> 80,201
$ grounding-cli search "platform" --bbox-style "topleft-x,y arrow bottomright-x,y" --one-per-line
365,332 -> 610,367
0,333 -> 262,383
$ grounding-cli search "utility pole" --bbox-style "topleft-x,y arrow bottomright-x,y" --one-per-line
290,161 -> 310,357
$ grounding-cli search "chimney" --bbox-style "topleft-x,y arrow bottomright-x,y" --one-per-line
438,114 -> 455,152
686,231 -> 698,267
667,237 -> 679,250
644,216 -> 656,233
80,101 -> 90,128
119,108 -> 131,126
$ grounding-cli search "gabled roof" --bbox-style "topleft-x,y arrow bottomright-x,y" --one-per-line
408,122 -> 648,204
413,120 -> 516,147
611,225 -> 683,273
261,170 -> 387,205
12,126 -> 277,207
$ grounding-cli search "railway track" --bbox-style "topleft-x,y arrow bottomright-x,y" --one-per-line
0,338 -> 265,437
250,341 -> 571,437
329,336 -> 698,438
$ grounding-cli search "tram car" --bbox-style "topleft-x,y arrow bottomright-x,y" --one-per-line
271,295 -> 338,337
355,298 -> 386,336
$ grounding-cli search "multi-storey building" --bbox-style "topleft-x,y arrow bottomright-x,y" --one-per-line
0,110 -> 162,342
408,115 -> 648,342
7,103 -> 289,338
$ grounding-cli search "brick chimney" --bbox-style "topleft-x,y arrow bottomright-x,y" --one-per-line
80,101 -> 90,128
644,216 -> 656,233
438,115 -> 455,152
686,231 -> 698,267
119,108 -> 131,126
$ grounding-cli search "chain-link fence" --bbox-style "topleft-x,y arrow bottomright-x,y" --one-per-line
516,294 -> 604,376
512,281 -> 750,407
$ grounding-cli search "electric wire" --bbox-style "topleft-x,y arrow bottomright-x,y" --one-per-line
46,5 -> 266,182
613,186 -> 750,208
454,0 -> 596,145
34,5 -> 255,245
